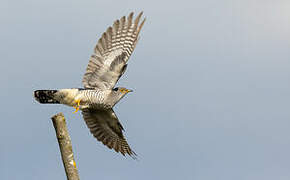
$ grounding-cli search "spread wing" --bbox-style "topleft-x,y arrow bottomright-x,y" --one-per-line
82,12 -> 145,90
81,108 -> 136,157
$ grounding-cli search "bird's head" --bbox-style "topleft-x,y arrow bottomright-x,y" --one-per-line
110,87 -> 133,106
113,87 -> 133,96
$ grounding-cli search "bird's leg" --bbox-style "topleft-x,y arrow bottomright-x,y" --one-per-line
73,99 -> 81,113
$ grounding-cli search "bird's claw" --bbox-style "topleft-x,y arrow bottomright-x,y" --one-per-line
73,99 -> 81,113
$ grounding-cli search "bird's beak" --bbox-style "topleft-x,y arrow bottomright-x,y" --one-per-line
127,89 -> 133,93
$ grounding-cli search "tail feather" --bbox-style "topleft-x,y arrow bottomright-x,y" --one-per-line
34,90 -> 60,104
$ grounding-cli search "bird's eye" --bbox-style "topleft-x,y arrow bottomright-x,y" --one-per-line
118,88 -> 126,93
113,88 -> 118,91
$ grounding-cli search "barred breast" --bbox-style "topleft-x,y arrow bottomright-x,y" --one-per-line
78,89 -> 112,109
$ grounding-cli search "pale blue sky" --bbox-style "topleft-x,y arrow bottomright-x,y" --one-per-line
1,0 -> 290,179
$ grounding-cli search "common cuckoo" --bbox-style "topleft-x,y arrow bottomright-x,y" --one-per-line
34,12 -> 145,158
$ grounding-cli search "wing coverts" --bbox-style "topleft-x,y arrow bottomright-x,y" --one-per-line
82,12 -> 145,90
82,108 -> 136,157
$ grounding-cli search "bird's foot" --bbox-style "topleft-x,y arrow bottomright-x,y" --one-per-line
73,99 -> 81,113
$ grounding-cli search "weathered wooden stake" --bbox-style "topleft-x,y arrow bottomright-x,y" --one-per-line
51,113 -> 80,180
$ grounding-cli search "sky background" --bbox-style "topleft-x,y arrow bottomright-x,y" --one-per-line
1,0 -> 290,179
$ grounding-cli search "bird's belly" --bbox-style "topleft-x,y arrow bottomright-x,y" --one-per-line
84,102 -> 111,110
54,89 -> 111,109
54,89 -> 79,107
78,90 -> 112,110
79,97 -> 111,110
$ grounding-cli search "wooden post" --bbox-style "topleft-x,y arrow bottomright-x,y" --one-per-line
51,113 -> 80,180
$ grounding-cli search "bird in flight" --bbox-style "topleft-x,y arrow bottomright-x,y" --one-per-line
34,12 -> 145,158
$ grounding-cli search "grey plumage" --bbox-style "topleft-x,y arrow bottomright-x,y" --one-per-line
34,12 -> 145,158
82,108 -> 136,156
82,12 -> 145,90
